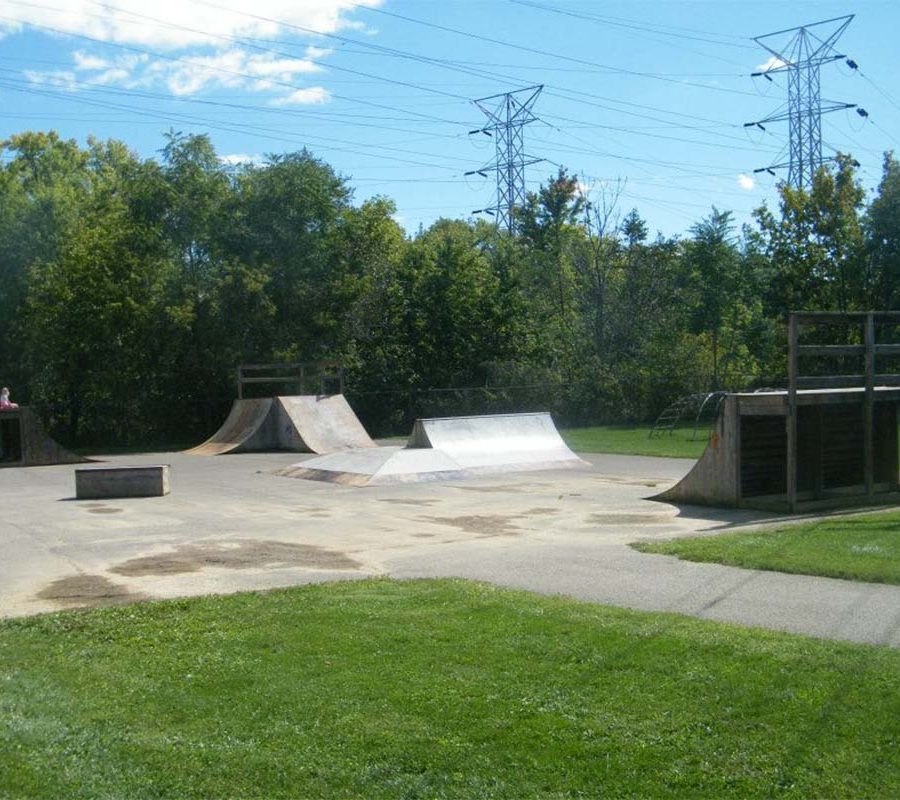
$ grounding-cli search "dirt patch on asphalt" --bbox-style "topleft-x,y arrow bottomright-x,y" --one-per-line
379,498 -> 439,507
454,484 -> 549,494
420,506 -> 560,536
37,574 -> 146,608
589,513 -> 673,525
420,514 -> 522,536
110,539 -> 361,577
87,507 -> 124,515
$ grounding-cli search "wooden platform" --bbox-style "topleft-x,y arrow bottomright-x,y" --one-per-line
655,313 -> 900,512
0,407 -> 87,468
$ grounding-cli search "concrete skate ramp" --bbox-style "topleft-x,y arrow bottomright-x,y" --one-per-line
1,407 -> 87,468
278,412 -> 587,485
186,395 -> 374,456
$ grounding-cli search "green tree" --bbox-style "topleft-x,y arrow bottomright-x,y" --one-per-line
516,168 -> 585,367
685,208 -> 743,387
402,218 -> 503,390
751,157 -> 867,316
24,161 -> 168,441
0,132 -> 92,397
232,150 -> 351,359
865,152 -> 900,309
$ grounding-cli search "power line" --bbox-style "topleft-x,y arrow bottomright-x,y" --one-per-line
354,3 -> 765,97
508,0 -> 753,49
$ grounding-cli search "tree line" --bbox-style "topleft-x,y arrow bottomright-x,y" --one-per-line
2,130 -> 899,445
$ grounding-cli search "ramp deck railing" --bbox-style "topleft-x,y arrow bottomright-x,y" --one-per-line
787,311 -> 900,511
237,362 -> 345,399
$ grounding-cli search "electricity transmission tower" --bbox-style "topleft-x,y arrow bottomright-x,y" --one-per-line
466,85 -> 543,233
745,16 -> 864,190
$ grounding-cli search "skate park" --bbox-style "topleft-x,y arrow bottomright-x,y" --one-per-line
4,323 -> 900,649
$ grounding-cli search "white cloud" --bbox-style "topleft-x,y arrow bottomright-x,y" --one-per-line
737,173 -> 755,191
24,69 -> 78,91
161,50 -> 321,95
219,153 -> 265,166
27,45 -> 331,101
272,86 -> 330,105
7,0 -> 378,101
73,51 -> 109,71
0,0 -> 382,50
304,46 -> 332,60
756,56 -> 787,73
574,180 -> 591,197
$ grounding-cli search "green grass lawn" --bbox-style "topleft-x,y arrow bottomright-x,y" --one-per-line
3,579 -> 899,799
561,425 -> 707,459
634,510 -> 900,585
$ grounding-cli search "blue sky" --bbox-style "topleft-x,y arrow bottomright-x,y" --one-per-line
0,0 -> 898,238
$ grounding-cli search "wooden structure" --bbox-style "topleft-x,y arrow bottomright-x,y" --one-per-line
236,362 -> 344,400
655,312 -> 900,512
0,407 -> 87,468
185,394 -> 374,456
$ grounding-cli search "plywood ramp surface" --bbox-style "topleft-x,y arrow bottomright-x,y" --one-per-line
184,399 -> 275,456
185,395 -> 373,456
276,395 -> 375,453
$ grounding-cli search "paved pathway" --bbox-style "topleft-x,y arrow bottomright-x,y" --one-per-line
2,450 -> 899,647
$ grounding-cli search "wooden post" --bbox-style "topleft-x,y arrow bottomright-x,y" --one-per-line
236,366 -> 243,400
864,312 -> 875,498
787,313 -> 799,512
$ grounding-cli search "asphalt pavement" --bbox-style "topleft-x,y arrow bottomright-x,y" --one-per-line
2,448 -> 899,647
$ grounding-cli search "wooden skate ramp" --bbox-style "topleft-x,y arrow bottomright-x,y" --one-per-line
276,395 -> 375,453
185,395 -> 373,456
184,399 -> 277,456
0,407 -> 87,468
652,390 -> 900,512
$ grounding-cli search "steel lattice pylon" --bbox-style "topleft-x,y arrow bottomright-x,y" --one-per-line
746,16 -> 856,190
467,85 -> 543,233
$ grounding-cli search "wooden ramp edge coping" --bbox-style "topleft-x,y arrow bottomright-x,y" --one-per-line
75,465 -> 170,500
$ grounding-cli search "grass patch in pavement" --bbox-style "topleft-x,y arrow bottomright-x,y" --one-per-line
561,424 -> 707,459
634,510 -> 900,585
3,578 -> 900,799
